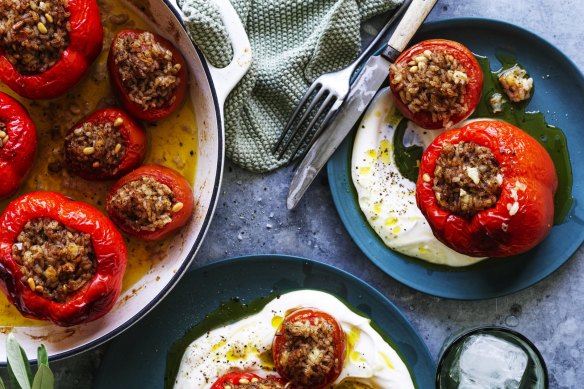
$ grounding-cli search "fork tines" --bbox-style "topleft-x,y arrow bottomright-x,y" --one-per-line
272,83 -> 341,162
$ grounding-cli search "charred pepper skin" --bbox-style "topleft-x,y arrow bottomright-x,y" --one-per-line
107,29 -> 188,122
0,192 -> 127,327
0,0 -> 104,100
416,120 -> 558,257
0,92 -> 37,199
106,165 -> 194,241
65,107 -> 147,180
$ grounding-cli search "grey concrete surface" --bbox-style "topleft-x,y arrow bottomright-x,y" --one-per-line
24,1 -> 584,387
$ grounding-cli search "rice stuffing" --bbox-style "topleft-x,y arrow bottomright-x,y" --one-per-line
0,0 -> 71,75
108,176 -> 178,231
390,49 -> 469,128
113,31 -> 181,111
0,121 -> 7,148
64,120 -> 125,175
432,142 -> 502,217
12,217 -> 96,303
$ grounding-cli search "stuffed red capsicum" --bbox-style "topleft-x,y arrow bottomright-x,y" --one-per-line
64,107 -> 147,180
389,39 -> 483,129
0,191 -> 127,326
211,372 -> 286,389
106,165 -> 194,240
416,120 -> 558,257
108,29 -> 188,121
0,0 -> 103,100
0,92 -> 37,199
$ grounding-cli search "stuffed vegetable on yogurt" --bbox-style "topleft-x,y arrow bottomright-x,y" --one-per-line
352,38 -> 562,266
173,290 -> 415,389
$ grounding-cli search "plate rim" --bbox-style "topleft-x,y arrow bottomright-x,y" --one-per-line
327,16 -> 584,300
94,254 -> 436,388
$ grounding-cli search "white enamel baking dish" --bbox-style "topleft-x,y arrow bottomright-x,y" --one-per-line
0,0 -> 251,363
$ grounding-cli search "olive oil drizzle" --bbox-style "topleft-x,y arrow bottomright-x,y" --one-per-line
164,296 -> 271,389
473,54 -> 573,224
164,293 -> 417,389
393,119 -> 423,183
393,54 -> 573,224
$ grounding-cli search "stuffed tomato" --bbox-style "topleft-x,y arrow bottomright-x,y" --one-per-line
108,29 -> 188,121
106,165 -> 194,240
64,107 -> 147,180
390,39 -> 483,129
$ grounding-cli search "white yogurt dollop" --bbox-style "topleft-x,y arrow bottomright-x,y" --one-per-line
174,290 -> 415,389
351,87 -> 485,267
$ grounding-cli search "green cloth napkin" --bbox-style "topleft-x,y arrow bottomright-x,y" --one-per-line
178,0 -> 402,172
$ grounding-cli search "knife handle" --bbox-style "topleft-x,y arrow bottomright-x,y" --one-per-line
385,0 -> 438,59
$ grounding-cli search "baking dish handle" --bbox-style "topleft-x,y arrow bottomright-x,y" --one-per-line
167,0 -> 252,117
205,0 -> 252,112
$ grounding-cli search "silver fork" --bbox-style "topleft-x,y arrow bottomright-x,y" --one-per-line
272,0 -> 412,161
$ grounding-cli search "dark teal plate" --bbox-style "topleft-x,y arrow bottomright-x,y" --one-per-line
327,18 -> 584,299
93,255 -> 435,388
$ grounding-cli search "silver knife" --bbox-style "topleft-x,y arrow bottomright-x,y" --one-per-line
287,0 -> 438,210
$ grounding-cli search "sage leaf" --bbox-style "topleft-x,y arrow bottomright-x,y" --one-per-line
22,347 -> 33,385
7,363 -> 19,389
6,333 -> 31,389
31,365 -> 53,389
0,376 -> 6,389
37,345 -> 48,367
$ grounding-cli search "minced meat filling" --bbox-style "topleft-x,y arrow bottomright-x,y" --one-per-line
433,142 -> 502,217
221,378 -> 284,389
0,0 -> 71,75
108,176 -> 177,232
113,32 -> 181,111
390,49 -> 469,128
64,120 -> 125,174
0,121 -> 7,149
276,318 -> 339,387
12,217 -> 96,303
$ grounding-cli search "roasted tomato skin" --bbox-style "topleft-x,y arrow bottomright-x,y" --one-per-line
106,165 -> 194,240
0,0 -> 103,100
389,39 -> 483,129
211,372 -> 286,389
0,92 -> 37,199
416,120 -> 558,257
0,192 -> 127,327
107,29 -> 188,122
65,107 -> 147,180
272,308 -> 346,389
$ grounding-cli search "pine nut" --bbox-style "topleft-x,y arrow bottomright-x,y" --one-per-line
172,202 -> 184,213
37,22 -> 48,34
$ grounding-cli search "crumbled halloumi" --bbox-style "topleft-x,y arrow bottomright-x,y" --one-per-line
489,92 -> 506,113
498,65 -> 534,102
466,166 -> 480,185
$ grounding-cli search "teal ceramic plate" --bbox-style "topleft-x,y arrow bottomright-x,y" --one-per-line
93,255 -> 435,388
327,18 -> 584,299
